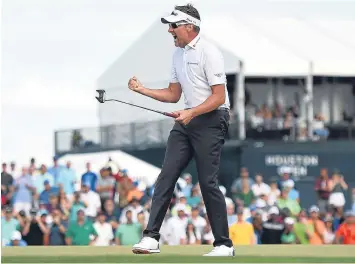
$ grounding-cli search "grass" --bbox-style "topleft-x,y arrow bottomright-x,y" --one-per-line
2,245 -> 355,263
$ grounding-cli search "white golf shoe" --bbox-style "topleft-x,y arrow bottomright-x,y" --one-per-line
203,245 -> 235,257
132,237 -> 160,254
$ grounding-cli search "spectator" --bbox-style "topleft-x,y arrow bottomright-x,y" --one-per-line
219,185 -> 233,207
251,210 -> 263,244
13,167 -> 35,216
307,205 -> 326,245
231,167 -> 255,195
226,203 -> 237,227
48,209 -> 68,245
233,178 -> 255,208
332,206 -> 345,231
171,194 -> 192,216
251,174 -> 270,198
93,212 -> 114,246
261,206 -> 284,244
57,161 -> 76,200
229,207 -> 255,245
119,197 -> 148,224
312,113 -> 329,140
277,169 -> 294,191
115,210 -> 142,246
47,194 -> 62,214
164,204 -> 189,245
186,186 -> 201,208
283,180 -> 300,203
5,231 -> 27,247
281,217 -> 297,244
182,221 -> 201,245
181,173 -> 193,198
323,215 -> 335,244
58,188 -> 71,217
277,187 -> 301,217
1,163 -> 14,205
1,206 -> 20,246
22,209 -> 49,246
328,172 -> 348,210
34,165 -> 54,199
250,110 -> 264,128
268,181 -> 280,206
201,218 -> 214,245
190,206 -> 207,235
39,181 -> 60,205
47,156 -> 64,186
69,191 -> 86,222
80,182 -> 101,221
115,169 -> 133,208
81,162 -> 98,192
103,199 -> 120,232
137,211 -> 147,230
66,209 -> 98,246
335,210 -> 355,244
96,167 -> 115,210
314,168 -> 331,214
293,209 -> 312,244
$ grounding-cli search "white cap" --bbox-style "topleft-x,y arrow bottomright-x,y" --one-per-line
11,231 -> 22,241
283,179 -> 295,189
268,206 -> 279,215
255,199 -> 266,208
219,186 -> 226,196
161,9 -> 201,27
285,217 -> 295,225
309,205 -> 320,213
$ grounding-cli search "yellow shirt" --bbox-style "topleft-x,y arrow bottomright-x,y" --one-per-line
229,221 -> 255,245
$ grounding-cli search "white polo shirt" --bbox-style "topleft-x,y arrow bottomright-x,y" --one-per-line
170,35 -> 230,110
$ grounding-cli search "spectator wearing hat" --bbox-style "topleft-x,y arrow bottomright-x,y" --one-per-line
81,162 -> 98,192
276,187 -> 301,217
93,212 -> 114,246
164,204 -> 189,245
261,206 -> 284,244
39,180 -> 59,205
5,231 -> 27,247
22,208 -> 50,246
1,206 -> 20,245
281,217 -> 296,244
229,207 -> 255,245
323,215 -> 335,244
80,182 -> 101,221
66,209 -> 98,246
283,179 -> 300,203
335,210 -> 355,244
171,194 -> 192,216
314,168 -> 331,214
307,205 -> 326,245
115,210 -> 142,246
47,156 -> 64,186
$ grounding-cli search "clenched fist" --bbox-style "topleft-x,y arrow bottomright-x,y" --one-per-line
128,76 -> 144,92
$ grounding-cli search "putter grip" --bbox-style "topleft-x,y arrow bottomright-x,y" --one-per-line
165,112 -> 179,118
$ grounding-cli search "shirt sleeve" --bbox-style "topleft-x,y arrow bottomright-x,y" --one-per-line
203,45 -> 226,86
170,54 -> 179,83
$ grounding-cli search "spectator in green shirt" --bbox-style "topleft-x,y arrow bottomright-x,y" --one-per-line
281,217 -> 297,244
293,209 -> 313,244
233,178 -> 255,208
277,187 -> 301,216
65,209 -> 97,246
115,210 -> 142,245
69,192 -> 86,222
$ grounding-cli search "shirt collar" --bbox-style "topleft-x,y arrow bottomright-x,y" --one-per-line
186,34 -> 201,50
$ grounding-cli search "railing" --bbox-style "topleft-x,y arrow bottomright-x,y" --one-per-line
54,118 -> 355,155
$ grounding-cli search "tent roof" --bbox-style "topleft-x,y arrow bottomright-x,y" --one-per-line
97,0 -> 355,90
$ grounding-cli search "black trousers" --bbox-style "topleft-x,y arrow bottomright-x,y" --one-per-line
143,109 -> 233,247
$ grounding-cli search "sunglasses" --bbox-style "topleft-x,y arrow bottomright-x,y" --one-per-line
169,22 -> 188,29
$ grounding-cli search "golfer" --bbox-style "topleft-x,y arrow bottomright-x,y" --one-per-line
128,4 -> 234,256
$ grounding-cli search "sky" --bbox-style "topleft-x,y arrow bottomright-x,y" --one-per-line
1,0 -> 354,168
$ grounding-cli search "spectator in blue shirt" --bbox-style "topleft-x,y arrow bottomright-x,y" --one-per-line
13,167 -> 35,216
34,165 -> 54,196
81,162 -> 97,192
47,156 -> 64,186
57,161 -> 76,199
39,180 -> 60,205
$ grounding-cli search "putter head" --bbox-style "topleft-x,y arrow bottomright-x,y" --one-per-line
96,90 -> 106,103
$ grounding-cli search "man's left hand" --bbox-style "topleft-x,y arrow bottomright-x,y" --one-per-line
174,109 -> 196,125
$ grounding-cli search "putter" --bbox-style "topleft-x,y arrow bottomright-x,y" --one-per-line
95,90 -> 179,118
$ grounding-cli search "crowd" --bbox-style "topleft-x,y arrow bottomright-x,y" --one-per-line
1,157 -> 355,247
244,102 -> 330,141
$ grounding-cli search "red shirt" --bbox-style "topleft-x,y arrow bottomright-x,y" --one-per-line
336,223 -> 355,244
